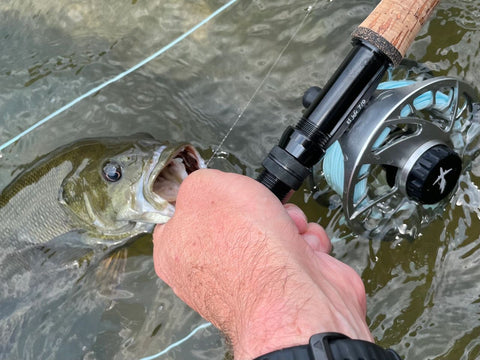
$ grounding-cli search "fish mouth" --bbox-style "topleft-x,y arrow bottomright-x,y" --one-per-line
149,145 -> 205,206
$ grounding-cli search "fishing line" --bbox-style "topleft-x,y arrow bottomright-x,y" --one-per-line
142,4 -> 319,357
0,2 -> 314,358
0,0 -> 238,153
139,322 -> 212,360
206,1 -> 319,166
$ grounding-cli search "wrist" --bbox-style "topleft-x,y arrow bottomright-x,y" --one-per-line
231,298 -> 315,359
227,282 -> 372,359
252,333 -> 402,360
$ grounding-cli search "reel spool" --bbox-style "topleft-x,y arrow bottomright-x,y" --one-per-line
312,74 -> 480,237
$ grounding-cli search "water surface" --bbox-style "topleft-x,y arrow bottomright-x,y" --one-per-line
1,0 -> 480,359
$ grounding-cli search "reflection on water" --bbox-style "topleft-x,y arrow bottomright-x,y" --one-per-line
0,0 -> 480,359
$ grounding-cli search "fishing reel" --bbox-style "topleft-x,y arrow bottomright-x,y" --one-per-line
309,71 -> 480,237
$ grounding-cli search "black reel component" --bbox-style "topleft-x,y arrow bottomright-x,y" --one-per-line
257,40 -> 391,202
384,143 -> 462,204
401,144 -> 462,204
315,76 -> 480,236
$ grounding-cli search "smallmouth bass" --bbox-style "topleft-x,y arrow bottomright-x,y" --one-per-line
1,134 -> 205,246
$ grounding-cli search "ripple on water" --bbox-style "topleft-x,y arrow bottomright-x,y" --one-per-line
0,0 -> 480,359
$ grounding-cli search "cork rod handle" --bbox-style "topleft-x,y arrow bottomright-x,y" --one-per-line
352,0 -> 440,66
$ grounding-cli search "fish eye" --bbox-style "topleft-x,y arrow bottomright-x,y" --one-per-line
102,161 -> 122,182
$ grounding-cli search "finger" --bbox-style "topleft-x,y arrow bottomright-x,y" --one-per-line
152,224 -> 168,281
152,223 -> 165,246
284,203 -> 308,234
302,222 -> 332,254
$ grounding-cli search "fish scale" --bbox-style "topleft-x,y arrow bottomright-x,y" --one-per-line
1,161 -> 75,247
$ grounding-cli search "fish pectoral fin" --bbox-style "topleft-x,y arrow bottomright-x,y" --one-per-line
94,247 -> 129,296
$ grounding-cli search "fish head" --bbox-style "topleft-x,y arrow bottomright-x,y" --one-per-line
59,136 -> 205,237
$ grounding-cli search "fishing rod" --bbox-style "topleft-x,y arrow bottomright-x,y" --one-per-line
257,0 -> 480,236
258,0 -> 442,201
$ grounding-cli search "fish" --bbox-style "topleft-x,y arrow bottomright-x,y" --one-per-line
1,134 -> 205,246
0,134 -> 205,356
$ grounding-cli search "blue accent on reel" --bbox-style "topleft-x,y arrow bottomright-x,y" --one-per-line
322,80 -> 451,202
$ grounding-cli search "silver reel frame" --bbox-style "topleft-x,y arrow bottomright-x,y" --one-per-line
335,76 -> 478,235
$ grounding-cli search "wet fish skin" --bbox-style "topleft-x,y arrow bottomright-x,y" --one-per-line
0,134 -> 204,246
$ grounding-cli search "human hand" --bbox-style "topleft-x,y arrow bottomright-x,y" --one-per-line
153,169 -> 373,360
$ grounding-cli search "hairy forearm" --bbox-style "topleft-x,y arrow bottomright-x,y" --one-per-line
153,170 -> 373,360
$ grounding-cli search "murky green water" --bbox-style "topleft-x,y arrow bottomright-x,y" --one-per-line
1,0 -> 480,359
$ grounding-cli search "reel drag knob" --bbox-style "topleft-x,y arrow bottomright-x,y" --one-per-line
402,144 -> 462,204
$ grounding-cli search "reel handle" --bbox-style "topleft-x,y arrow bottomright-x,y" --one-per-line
352,0 -> 440,66
258,0 -> 440,202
